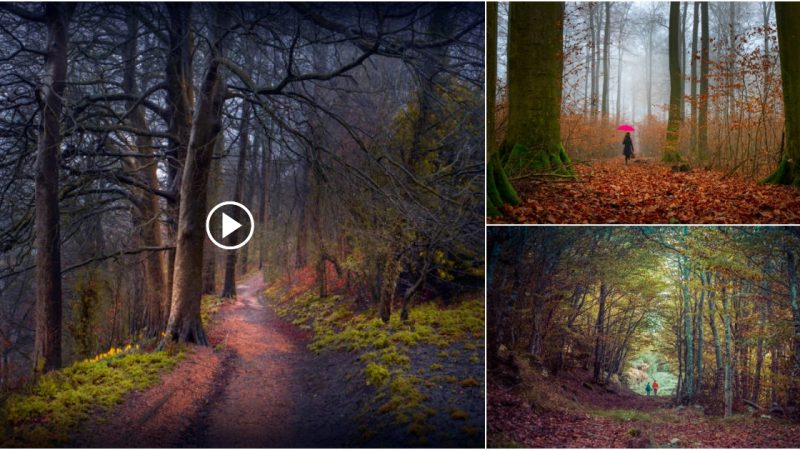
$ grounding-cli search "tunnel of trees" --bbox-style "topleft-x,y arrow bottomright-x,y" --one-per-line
488,226 -> 800,418
0,2 -> 484,387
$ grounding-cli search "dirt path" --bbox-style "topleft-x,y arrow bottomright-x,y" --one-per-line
77,273 -> 362,448
491,158 -> 800,224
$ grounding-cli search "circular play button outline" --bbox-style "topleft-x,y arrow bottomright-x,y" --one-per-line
205,201 -> 255,250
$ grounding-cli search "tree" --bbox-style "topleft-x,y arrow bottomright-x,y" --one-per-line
698,1 -> 709,162
502,2 -> 573,177
601,2 -> 611,123
164,5 -> 229,345
690,2 -> 699,155
32,4 -> 76,374
220,102 -> 252,299
763,3 -> 800,185
663,2 -> 682,162
486,2 -> 519,216
123,13 -> 167,337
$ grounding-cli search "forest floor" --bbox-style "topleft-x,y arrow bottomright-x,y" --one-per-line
491,157 -> 800,224
488,365 -> 800,448
76,273 -> 363,447
75,272 -> 484,448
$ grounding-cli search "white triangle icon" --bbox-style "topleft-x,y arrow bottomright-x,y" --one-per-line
221,213 -> 242,239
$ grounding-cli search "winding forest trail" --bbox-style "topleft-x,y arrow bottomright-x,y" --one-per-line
491,158 -> 800,224
76,273 -> 361,448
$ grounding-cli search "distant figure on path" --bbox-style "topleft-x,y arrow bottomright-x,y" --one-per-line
645,382 -> 651,397
652,380 -> 659,396
623,132 -> 634,164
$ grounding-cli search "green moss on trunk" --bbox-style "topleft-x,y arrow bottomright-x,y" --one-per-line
486,163 -> 503,217
489,155 -> 520,209
762,157 -> 800,185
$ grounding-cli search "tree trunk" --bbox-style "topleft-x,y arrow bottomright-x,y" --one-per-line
502,2 -> 573,177
123,14 -> 167,338
680,2 -> 688,119
707,273 -> 723,395
664,2 -> 683,162
485,2 -> 519,215
221,101 -> 251,298
601,2 -> 610,122
696,271 -> 704,394
690,2 -> 699,155
33,3 -> 74,375
164,6 -> 228,345
680,227 -> 694,401
753,298 -> 766,402
593,283 -> 608,383
164,3 -> 194,305
699,2 -> 710,161
763,3 -> 800,185
721,283 -> 734,418
258,135 -> 271,270
202,138 -> 224,295
786,248 -> 800,411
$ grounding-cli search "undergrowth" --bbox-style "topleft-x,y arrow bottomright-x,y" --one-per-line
0,346 -> 183,447
588,408 -> 653,422
201,294 -> 226,328
270,286 -> 483,441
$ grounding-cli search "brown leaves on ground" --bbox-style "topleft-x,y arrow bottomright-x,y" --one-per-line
488,384 -> 800,448
491,157 -> 800,224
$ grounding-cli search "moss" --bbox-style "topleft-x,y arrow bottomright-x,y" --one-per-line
461,426 -> 480,436
1,348 -> 181,446
490,154 -> 521,207
364,362 -> 390,387
200,294 -> 225,328
589,409 -> 653,422
379,347 -> 410,368
504,142 -> 575,178
486,162 -> 504,217
270,284 -> 484,442
662,150 -> 682,163
761,156 -> 800,185
460,377 -> 480,387
450,408 -> 468,420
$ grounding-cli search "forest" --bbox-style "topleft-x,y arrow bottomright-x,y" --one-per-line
487,2 -> 800,223
488,226 -> 800,448
0,3 -> 484,447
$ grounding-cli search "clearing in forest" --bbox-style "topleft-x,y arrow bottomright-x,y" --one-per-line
490,158 -> 800,224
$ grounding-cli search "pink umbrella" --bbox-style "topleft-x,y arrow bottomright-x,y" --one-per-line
616,124 -> 635,132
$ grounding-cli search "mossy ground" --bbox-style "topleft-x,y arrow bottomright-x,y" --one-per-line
269,282 -> 484,446
201,294 -> 226,328
0,346 -> 183,447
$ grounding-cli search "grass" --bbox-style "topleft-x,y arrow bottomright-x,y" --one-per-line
0,346 -> 182,446
269,284 -> 483,440
201,294 -> 226,328
588,408 -> 653,422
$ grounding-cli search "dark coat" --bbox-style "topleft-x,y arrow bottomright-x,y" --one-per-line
623,135 -> 634,157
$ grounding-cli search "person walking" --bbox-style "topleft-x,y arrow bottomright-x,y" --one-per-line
652,380 -> 659,396
623,132 -> 634,164
645,382 -> 652,397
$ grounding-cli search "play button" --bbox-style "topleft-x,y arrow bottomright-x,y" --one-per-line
221,213 -> 242,239
206,201 -> 254,250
